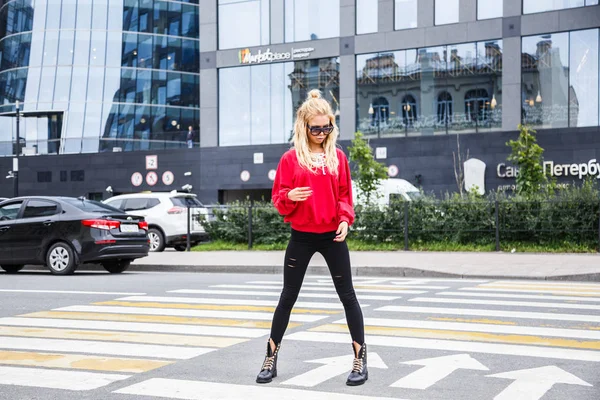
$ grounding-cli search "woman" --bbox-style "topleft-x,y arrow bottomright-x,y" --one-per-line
256,89 -> 367,386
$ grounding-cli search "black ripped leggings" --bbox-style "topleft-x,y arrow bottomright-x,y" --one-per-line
269,229 -> 365,345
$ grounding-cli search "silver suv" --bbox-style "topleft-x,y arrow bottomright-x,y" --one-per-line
104,192 -> 208,252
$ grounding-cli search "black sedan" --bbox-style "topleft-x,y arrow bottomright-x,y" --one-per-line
0,196 -> 149,275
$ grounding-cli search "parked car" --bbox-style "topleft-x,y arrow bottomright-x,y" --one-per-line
0,196 -> 149,275
103,192 -> 209,252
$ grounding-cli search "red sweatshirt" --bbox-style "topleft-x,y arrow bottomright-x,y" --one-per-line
272,148 -> 355,233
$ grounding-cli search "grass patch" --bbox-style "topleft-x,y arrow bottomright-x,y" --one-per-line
193,239 -> 598,253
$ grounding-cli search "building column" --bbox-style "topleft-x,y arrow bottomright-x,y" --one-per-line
339,55 -> 356,141
501,36 -> 522,132
418,0 -> 434,28
378,0 -> 394,32
460,0 -> 477,22
270,0 -> 285,44
199,0 -> 218,147
504,0 -> 522,17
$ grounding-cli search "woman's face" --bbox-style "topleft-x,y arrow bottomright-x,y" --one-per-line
306,114 -> 331,148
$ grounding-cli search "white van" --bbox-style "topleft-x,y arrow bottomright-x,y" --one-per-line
352,178 -> 421,207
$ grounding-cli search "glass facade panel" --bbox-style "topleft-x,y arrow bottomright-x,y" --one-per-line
219,57 -> 340,146
357,0 -> 378,34
478,0 -> 503,19
395,0 -> 417,30
61,0 -> 77,29
569,29 -> 599,127
219,0 -> 269,49
522,32 -> 570,128
435,0 -> 459,25
285,0 -> 340,42
523,0 -> 597,13
357,40 -> 503,138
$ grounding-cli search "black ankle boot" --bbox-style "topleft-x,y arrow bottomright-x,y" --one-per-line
256,341 -> 280,384
346,343 -> 368,386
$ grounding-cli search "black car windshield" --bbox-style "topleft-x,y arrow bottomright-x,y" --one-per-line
62,198 -> 123,213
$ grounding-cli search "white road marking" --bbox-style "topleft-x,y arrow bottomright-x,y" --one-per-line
376,305 -> 600,323
409,297 -> 600,310
435,291 -> 600,302
460,287 -> 600,296
116,296 -> 350,309
114,378 -> 403,400
54,305 -> 327,323
247,281 -> 449,290
211,284 -> 426,294
0,289 -> 146,295
170,289 -> 399,301
0,317 -> 269,338
0,366 -> 130,391
286,331 -> 600,362
0,336 -> 213,359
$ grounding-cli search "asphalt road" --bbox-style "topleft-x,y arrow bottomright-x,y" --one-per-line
0,269 -> 598,400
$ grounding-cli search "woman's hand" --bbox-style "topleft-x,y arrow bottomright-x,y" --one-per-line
334,221 -> 349,242
287,187 -> 312,201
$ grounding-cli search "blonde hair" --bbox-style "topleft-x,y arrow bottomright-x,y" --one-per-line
292,89 -> 340,175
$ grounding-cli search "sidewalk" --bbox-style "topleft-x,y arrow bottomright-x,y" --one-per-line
131,250 -> 600,281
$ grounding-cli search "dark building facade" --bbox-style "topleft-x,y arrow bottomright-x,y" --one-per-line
0,0 -> 599,202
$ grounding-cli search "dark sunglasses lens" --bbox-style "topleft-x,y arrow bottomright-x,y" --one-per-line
309,125 -> 333,135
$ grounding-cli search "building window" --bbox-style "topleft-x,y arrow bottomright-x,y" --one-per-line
523,0 -> 598,14
357,0 -> 378,34
219,57 -> 340,146
70,170 -> 85,182
522,29 -> 599,129
435,0 -> 459,25
394,0 -> 417,30
37,171 -> 52,183
285,0 -> 340,42
356,39 -> 503,137
60,171 -> 67,182
219,0 -> 270,49
478,0 -> 503,20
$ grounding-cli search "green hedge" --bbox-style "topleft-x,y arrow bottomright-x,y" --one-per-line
202,181 -> 600,249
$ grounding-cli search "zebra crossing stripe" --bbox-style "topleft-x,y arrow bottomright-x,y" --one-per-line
409,297 -> 600,311
485,281 -> 600,289
95,300 -> 343,314
0,317 -> 269,338
0,326 -> 248,347
285,331 -> 600,362
114,378 -> 403,400
0,336 -> 214,359
248,280 -> 450,290
212,284 -> 427,294
376,306 -> 600,323
18,311 -> 301,329
53,305 -> 327,323
169,289 -> 399,301
0,366 -> 130,391
311,324 -> 600,350
435,291 -> 600,302
467,286 -> 600,296
0,350 -> 172,373
115,296 -> 349,310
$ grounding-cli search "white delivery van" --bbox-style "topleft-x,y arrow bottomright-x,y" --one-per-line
352,178 -> 421,207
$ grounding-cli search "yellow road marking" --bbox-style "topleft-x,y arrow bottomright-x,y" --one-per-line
19,311 -> 299,329
0,326 -> 247,348
311,324 -> 600,350
490,281 -> 600,289
479,285 -> 600,294
0,350 -> 171,373
93,301 -> 340,315
428,317 -> 517,326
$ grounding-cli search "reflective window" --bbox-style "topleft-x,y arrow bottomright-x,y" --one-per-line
524,0 -> 598,14
0,33 -> 31,70
395,0 -> 417,30
435,0 -> 459,25
61,0 -> 77,29
478,0 -> 503,20
57,30 -> 74,65
1,0 -> 34,36
522,30 -> 599,129
219,57 -> 339,146
356,40 -> 503,137
357,0 -> 378,34
219,0 -> 270,49
285,0 -> 340,42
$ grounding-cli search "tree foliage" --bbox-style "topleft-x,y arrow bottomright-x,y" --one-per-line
347,131 -> 388,204
506,124 -> 550,197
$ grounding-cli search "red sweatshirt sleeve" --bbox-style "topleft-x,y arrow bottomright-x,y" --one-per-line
338,150 -> 355,226
272,152 -> 298,216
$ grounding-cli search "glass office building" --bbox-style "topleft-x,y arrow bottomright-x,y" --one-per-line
0,0 -> 599,201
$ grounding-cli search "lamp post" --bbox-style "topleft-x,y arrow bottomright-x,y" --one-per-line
13,100 -> 20,198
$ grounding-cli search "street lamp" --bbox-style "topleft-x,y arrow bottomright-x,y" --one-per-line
13,100 -> 20,198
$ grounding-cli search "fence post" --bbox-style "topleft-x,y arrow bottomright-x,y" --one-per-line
404,202 -> 409,251
186,205 -> 191,251
248,203 -> 253,249
495,200 -> 500,252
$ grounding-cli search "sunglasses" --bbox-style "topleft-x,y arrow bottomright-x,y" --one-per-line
307,124 -> 334,136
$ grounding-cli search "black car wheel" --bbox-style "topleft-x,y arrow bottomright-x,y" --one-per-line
102,259 -> 131,274
46,242 -> 78,275
174,245 -> 187,252
1,265 -> 24,274
148,228 -> 165,252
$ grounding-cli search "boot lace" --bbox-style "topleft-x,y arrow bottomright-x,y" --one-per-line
351,357 -> 363,373
262,356 -> 275,371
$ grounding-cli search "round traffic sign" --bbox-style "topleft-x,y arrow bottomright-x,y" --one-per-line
162,171 -> 174,185
268,169 -> 276,181
240,170 -> 250,182
131,172 -> 143,187
388,164 -> 399,177
146,171 -> 158,186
